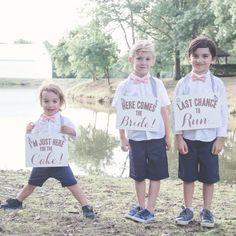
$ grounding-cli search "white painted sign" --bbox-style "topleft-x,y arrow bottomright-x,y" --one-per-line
173,93 -> 221,131
115,96 -> 161,131
25,133 -> 68,167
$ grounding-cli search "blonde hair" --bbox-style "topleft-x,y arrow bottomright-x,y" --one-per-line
39,82 -> 66,109
129,40 -> 156,58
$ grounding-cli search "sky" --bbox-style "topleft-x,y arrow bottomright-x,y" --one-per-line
0,0 -> 90,45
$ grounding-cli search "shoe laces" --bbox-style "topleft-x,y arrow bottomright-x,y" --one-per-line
139,209 -> 151,217
202,209 -> 213,220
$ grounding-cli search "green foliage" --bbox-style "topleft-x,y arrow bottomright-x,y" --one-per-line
51,38 -> 74,78
69,125 -> 119,175
50,0 -> 236,80
52,21 -> 119,81
211,0 -> 236,52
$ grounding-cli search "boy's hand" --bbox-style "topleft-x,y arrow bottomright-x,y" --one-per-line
61,126 -> 76,137
26,122 -> 35,133
165,136 -> 171,150
212,137 -> 225,155
175,135 -> 188,154
120,137 -> 129,152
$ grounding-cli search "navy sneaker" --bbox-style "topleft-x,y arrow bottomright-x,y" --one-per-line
0,198 -> 22,209
176,208 -> 193,226
200,208 -> 215,228
132,209 -> 155,223
82,205 -> 95,219
125,206 -> 143,220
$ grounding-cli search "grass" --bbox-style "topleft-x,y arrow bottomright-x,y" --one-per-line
0,170 -> 236,236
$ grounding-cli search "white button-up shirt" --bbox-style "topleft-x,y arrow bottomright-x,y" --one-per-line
112,74 -> 170,141
32,112 -> 80,139
173,71 -> 228,141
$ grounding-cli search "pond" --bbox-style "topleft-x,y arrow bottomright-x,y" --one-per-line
0,87 -> 236,183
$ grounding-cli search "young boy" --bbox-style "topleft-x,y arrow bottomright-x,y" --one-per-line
173,36 -> 228,228
112,40 -> 171,223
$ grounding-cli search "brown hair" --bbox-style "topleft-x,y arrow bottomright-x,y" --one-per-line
188,36 -> 217,58
39,82 -> 66,109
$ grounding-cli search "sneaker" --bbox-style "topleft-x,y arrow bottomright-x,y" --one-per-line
125,206 -> 143,220
200,208 -> 215,228
132,209 -> 155,223
175,208 -> 193,226
0,198 -> 22,209
82,205 -> 95,219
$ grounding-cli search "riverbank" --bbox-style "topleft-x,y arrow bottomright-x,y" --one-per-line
66,78 -> 179,105
0,170 -> 235,236
66,77 -> 236,113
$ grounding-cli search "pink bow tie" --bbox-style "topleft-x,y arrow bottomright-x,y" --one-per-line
41,114 -> 55,122
132,75 -> 149,84
191,72 -> 207,81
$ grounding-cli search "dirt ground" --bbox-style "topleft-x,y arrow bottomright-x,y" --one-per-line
0,170 -> 236,236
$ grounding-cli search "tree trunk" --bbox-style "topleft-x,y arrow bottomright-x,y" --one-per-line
105,68 -> 111,86
174,49 -> 181,80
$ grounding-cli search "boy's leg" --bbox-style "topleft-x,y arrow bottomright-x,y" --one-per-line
131,180 -> 157,223
146,180 -> 160,213
67,184 -> 88,207
175,181 -> 194,225
203,183 -> 214,209
67,184 -> 95,219
200,183 -> 215,227
135,180 -> 146,209
183,181 -> 194,208
1,184 -> 36,209
16,184 -> 36,202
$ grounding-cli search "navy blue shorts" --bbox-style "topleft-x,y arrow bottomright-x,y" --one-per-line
178,139 -> 219,184
129,138 -> 169,181
28,166 -> 77,187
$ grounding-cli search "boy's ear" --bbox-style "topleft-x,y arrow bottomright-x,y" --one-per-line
212,57 -> 216,64
152,57 -> 156,66
128,56 -> 134,64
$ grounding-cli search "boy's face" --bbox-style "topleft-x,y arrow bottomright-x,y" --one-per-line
41,91 -> 61,116
189,47 -> 215,74
129,51 -> 155,77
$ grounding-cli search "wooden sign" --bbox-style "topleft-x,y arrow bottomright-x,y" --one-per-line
115,96 -> 161,131
25,133 -> 68,167
173,93 -> 221,131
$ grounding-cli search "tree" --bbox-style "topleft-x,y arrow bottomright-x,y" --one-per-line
52,21 -> 119,82
14,39 -> 32,44
94,0 -> 216,79
211,0 -> 236,56
127,0 -> 215,79
51,37 -> 74,78
95,0 -> 136,49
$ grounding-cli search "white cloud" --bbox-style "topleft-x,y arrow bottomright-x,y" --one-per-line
0,0 -> 90,44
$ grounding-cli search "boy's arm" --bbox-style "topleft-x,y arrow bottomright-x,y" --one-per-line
119,129 -> 129,152
212,137 -> 225,155
175,134 -> 188,154
61,116 -> 80,139
26,122 -> 35,134
213,81 -> 228,155
161,105 -> 171,150
61,126 -> 77,138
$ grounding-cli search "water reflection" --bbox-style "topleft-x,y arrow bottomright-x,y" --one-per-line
67,106 -> 236,184
69,125 -> 119,175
